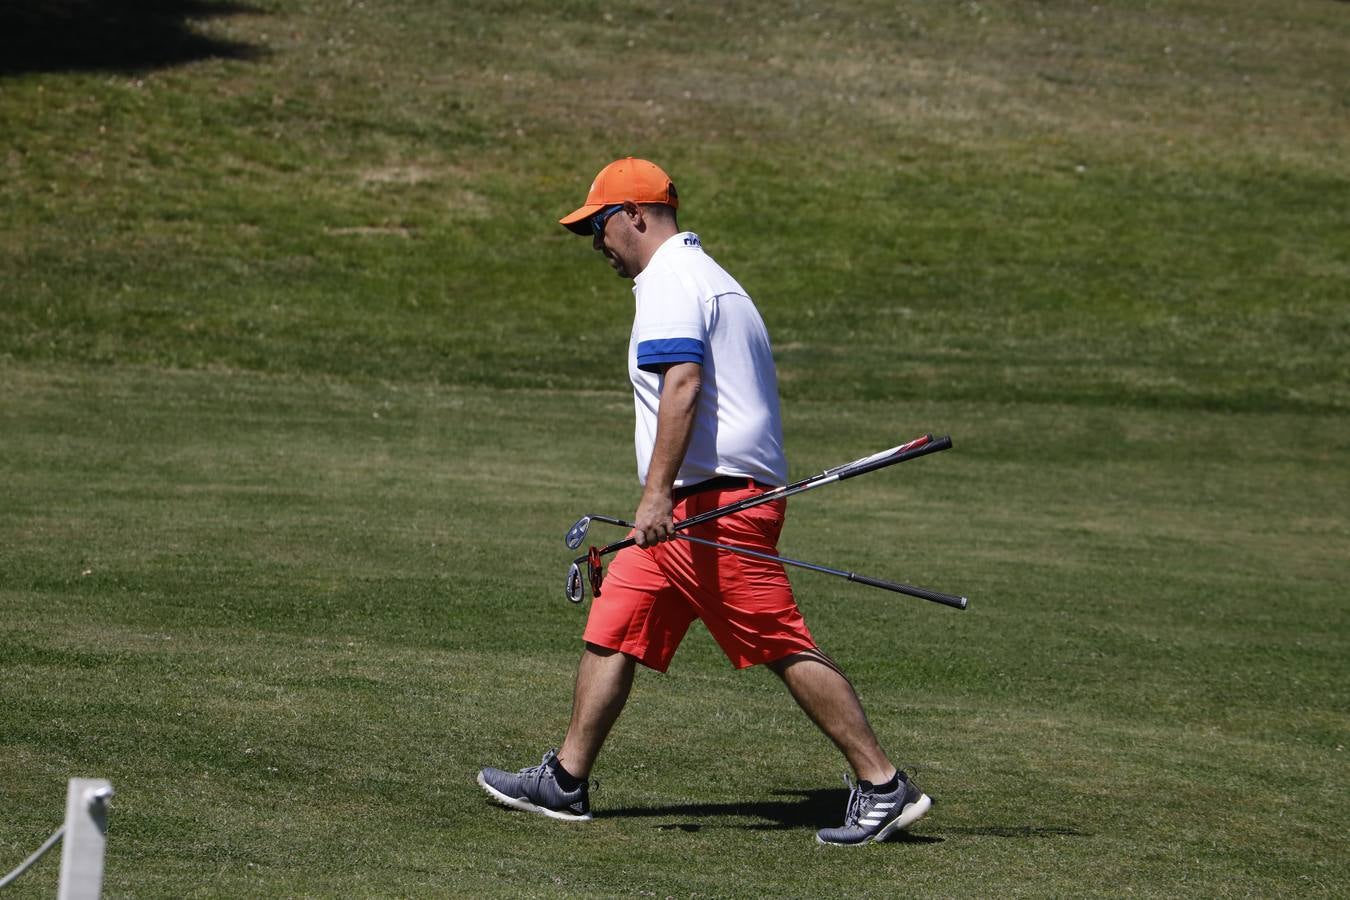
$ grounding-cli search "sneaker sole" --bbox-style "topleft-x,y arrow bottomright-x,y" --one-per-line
476,772 -> 593,822
873,792 -> 932,843
815,792 -> 933,846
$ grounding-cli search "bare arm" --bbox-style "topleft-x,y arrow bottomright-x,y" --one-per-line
633,361 -> 702,547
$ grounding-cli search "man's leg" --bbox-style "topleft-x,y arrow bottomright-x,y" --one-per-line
476,642 -> 635,822
768,648 -> 895,784
557,642 -> 636,778
770,647 -> 933,844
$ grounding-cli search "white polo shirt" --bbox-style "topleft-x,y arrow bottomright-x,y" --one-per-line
629,232 -> 788,489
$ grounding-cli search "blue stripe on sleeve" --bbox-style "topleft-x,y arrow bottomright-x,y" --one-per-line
636,337 -> 704,372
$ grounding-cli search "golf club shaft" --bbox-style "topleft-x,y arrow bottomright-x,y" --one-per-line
570,517 -> 967,610
591,434 -> 951,559
674,533 -> 967,610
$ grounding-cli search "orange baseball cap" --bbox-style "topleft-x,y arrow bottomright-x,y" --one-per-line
559,158 -> 679,235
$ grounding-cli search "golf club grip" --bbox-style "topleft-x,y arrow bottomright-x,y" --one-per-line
836,434 -> 952,481
848,572 -> 968,610
672,435 -> 951,534
583,434 -> 954,561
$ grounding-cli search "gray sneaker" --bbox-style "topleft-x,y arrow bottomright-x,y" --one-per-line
815,771 -> 931,846
477,749 -> 592,822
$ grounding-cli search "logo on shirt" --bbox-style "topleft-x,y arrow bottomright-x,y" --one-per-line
683,233 -> 701,247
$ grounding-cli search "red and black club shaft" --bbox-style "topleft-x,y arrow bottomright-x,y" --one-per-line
562,433 -> 964,610
568,434 -> 950,558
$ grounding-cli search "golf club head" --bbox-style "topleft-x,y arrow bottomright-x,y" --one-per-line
565,516 -> 592,550
565,562 -> 585,603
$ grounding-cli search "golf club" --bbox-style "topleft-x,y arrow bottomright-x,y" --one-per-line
564,434 -> 951,553
565,514 -> 632,551
563,516 -> 966,609
564,547 -> 604,604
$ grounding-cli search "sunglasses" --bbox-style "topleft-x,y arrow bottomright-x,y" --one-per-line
590,204 -> 625,237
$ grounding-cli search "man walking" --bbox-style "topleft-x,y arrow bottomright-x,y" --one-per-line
477,158 -> 931,845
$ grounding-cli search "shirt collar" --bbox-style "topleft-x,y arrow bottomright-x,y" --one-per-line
635,232 -> 702,286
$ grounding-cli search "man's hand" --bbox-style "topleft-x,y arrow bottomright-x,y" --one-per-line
633,488 -> 675,547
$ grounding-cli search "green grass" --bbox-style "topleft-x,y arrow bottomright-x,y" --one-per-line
2,367 -> 1345,896
1,0 -> 1348,896
4,2 -> 1346,409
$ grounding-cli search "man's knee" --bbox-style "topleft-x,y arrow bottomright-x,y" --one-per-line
768,647 -> 852,683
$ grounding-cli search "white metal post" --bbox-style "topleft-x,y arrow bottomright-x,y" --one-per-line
56,778 -> 113,900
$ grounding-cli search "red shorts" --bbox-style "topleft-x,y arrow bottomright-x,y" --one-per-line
583,485 -> 816,672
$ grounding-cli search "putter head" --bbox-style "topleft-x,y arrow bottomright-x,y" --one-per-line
565,516 -> 592,550
565,562 -> 585,603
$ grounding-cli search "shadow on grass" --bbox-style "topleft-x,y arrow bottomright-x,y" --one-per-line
0,0 -> 265,77
605,789 -> 1090,843
932,824 -> 1092,839
602,787 -> 943,843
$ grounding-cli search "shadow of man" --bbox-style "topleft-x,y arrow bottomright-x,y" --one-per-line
602,787 -> 945,843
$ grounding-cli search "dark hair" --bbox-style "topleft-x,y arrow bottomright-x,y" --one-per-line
640,202 -> 679,229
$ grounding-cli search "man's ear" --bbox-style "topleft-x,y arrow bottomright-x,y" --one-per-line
622,200 -> 645,232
